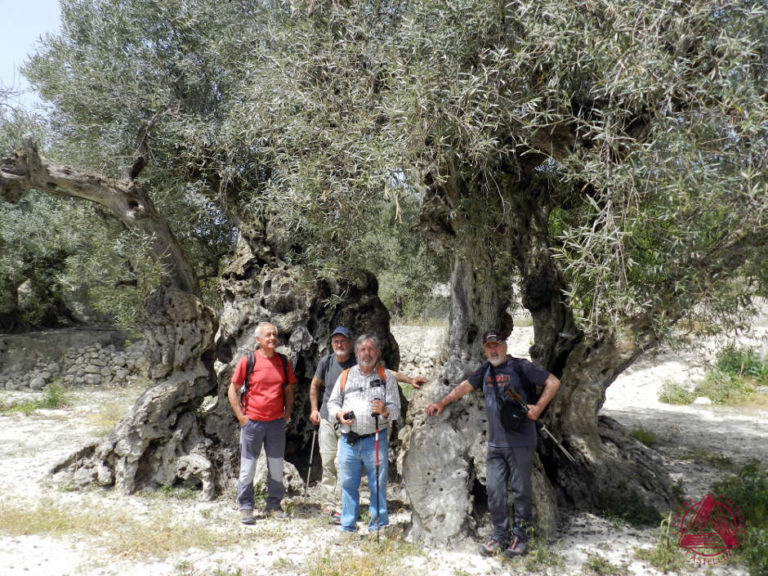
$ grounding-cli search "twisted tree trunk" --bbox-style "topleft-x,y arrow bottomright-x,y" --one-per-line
399,170 -> 675,544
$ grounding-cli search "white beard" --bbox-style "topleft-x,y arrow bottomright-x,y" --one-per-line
489,356 -> 505,367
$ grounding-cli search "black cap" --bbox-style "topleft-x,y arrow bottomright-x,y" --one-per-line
482,330 -> 504,344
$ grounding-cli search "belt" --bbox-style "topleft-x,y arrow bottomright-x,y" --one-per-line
343,432 -> 375,440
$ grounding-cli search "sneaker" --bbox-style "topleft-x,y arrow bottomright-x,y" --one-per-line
479,537 -> 503,557
266,507 -> 289,520
330,511 -> 341,525
240,509 -> 256,525
504,537 -> 529,557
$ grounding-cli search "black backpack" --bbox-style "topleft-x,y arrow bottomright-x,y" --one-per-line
240,351 -> 289,412
482,357 -> 541,405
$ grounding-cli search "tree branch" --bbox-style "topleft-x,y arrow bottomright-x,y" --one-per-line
0,138 -> 199,295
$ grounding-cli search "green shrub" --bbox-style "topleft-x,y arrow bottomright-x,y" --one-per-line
715,346 -> 768,384
694,369 -> 755,405
712,459 -> 768,576
634,513 -> 690,573
658,381 -> 695,405
631,427 -> 658,447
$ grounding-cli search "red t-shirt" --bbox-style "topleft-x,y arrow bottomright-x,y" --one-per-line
231,351 -> 297,421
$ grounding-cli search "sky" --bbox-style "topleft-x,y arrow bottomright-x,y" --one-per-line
0,0 -> 63,110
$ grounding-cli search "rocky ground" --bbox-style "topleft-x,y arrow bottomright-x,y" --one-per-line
1,324 -> 766,576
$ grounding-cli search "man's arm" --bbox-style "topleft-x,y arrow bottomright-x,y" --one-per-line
309,375 -> 323,425
227,382 -> 247,427
527,374 -> 560,421
392,371 -> 428,390
426,380 -> 474,416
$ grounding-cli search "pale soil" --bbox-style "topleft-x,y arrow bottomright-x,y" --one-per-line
1,326 -> 766,576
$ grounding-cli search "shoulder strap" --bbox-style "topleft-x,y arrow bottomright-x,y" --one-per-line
276,352 -> 289,386
377,365 -> 387,381
511,358 -> 540,404
241,351 -> 255,412
340,368 -> 350,392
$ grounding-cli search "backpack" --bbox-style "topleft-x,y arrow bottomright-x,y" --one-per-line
483,358 -> 542,432
240,351 -> 289,413
338,364 -> 387,394
482,357 -> 541,405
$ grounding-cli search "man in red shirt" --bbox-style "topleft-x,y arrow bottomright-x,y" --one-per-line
228,322 -> 296,524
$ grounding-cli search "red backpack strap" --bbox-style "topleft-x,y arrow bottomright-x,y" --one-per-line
377,365 -> 387,381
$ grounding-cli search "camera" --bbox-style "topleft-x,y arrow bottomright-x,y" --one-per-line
343,411 -> 356,420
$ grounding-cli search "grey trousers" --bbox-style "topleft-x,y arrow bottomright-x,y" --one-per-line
486,444 -> 534,544
237,418 -> 286,511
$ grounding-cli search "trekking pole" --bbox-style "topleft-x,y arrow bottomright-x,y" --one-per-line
373,407 -> 381,543
508,391 -> 576,463
305,425 -> 317,497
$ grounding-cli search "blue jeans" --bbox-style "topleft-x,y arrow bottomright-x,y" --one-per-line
486,445 -> 534,543
338,429 -> 388,532
237,419 -> 286,511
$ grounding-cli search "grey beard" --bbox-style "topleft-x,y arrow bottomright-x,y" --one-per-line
489,357 -> 505,367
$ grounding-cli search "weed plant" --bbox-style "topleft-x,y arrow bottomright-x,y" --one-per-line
0,382 -> 71,414
713,459 -> 768,576
636,460 -> 768,576
581,552 -> 629,576
659,346 -> 767,406
305,534 -> 422,576
630,427 -> 658,447
634,513 -> 690,573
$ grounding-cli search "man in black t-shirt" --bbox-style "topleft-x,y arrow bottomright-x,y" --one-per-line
426,328 -> 560,557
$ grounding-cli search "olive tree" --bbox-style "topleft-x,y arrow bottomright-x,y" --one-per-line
6,0 -> 768,543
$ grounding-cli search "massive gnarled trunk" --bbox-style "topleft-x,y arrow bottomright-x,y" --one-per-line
3,141 -> 398,496
510,176 -> 674,520
201,233 -> 401,488
399,170 -> 675,544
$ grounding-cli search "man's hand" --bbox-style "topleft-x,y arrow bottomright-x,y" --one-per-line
426,402 -> 443,416
527,404 -> 542,421
370,398 -> 387,418
337,410 -> 355,426
309,410 -> 321,425
411,376 -> 428,390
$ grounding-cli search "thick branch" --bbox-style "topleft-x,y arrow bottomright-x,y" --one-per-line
0,138 -> 198,295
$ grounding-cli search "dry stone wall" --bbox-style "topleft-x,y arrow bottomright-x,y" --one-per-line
0,329 -> 147,391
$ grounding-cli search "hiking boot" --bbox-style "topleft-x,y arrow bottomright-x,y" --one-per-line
330,511 -> 341,525
504,536 -> 529,557
266,507 -> 289,520
478,537 -> 503,557
240,509 -> 256,525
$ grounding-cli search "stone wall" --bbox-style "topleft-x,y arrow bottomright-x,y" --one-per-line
0,328 -> 148,391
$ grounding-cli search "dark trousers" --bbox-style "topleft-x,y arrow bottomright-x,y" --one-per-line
486,445 -> 534,543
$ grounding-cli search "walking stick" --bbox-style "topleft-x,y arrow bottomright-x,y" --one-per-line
373,412 -> 380,543
305,425 -> 317,497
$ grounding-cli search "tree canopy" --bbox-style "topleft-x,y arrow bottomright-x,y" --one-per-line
6,0 -> 768,338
